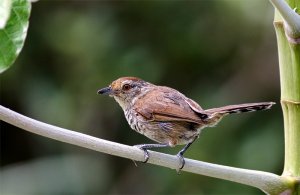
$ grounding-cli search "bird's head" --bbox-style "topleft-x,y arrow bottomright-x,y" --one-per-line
98,77 -> 152,110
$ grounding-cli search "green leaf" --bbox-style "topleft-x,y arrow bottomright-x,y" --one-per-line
0,0 -> 31,73
0,0 -> 12,29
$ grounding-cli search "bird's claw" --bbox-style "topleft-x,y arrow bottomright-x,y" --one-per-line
134,145 -> 150,163
176,153 -> 185,174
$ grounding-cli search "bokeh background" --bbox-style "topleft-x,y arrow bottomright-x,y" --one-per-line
1,1 -> 284,194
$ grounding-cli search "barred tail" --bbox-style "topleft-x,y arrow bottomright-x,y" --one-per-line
205,102 -> 275,115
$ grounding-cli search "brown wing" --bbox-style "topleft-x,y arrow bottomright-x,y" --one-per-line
134,86 -> 207,123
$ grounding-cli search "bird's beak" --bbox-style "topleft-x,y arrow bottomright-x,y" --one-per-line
97,86 -> 113,95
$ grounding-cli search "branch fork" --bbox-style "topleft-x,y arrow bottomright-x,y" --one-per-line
270,0 -> 300,43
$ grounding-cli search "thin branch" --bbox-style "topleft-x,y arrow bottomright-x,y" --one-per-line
0,105 -> 292,194
269,0 -> 300,37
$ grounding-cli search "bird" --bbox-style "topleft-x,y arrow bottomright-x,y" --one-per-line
97,77 -> 275,171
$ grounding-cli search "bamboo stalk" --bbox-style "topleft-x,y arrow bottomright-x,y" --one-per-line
271,0 -> 300,193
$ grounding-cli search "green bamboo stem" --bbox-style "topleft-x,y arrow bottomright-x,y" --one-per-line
272,0 -> 300,193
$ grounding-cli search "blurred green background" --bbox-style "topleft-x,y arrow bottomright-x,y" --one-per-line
1,1 -> 284,194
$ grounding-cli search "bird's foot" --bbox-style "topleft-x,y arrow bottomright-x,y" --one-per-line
134,143 -> 169,163
176,152 -> 185,174
134,144 -> 150,163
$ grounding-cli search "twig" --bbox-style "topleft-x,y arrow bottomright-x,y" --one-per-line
0,105 -> 292,194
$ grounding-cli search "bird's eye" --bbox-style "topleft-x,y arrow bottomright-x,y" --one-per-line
122,84 -> 131,91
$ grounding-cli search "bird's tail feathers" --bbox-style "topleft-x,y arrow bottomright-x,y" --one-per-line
205,102 -> 275,115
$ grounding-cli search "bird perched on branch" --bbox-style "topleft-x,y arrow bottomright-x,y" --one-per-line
98,77 -> 275,171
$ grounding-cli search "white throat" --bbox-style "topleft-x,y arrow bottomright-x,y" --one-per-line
113,96 -> 127,111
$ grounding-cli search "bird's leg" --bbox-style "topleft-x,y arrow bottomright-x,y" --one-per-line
134,144 -> 169,163
176,136 -> 198,172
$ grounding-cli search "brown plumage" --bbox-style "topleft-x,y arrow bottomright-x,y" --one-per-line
98,77 -> 275,170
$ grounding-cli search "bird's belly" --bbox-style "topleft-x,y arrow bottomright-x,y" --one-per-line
124,110 -> 201,146
141,121 -> 202,146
